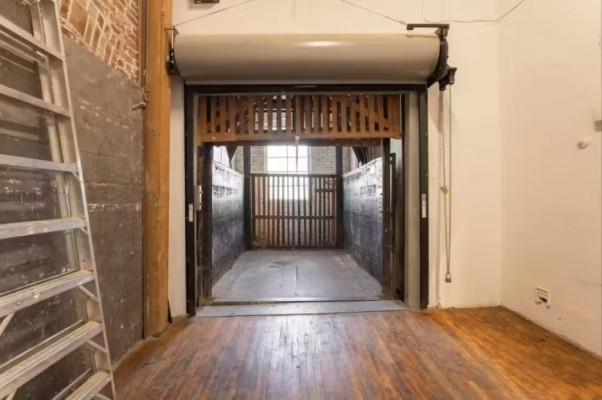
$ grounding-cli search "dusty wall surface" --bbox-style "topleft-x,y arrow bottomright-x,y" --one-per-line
211,162 -> 245,284
343,159 -> 383,282
65,37 -> 144,362
0,0 -> 143,395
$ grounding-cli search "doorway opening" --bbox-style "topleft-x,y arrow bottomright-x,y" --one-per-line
184,89 -> 424,313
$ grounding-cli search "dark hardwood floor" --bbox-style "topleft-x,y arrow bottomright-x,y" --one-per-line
115,307 -> 602,399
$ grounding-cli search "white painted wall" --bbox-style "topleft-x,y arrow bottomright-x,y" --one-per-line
169,0 -> 505,314
499,0 -> 602,355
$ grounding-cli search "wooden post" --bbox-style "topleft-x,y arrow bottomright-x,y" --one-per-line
144,0 -> 172,336
243,146 -> 252,249
335,146 -> 344,248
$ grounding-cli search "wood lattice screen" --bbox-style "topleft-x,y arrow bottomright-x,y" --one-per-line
197,94 -> 402,142
251,173 -> 337,248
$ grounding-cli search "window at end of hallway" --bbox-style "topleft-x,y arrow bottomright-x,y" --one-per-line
266,145 -> 308,174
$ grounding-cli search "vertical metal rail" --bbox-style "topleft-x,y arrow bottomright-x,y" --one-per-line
199,143 -> 213,303
184,89 -> 197,315
418,90 -> 430,309
382,138 -> 392,298
243,146 -> 251,250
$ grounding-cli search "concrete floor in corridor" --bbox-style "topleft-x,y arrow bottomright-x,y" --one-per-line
211,249 -> 382,303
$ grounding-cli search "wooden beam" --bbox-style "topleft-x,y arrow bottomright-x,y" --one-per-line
144,0 -> 172,336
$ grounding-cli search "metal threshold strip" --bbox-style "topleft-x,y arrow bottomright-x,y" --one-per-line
0,218 -> 86,240
0,154 -> 79,173
0,271 -> 95,317
0,322 -> 102,398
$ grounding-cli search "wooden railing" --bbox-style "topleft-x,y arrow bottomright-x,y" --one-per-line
251,173 -> 337,248
197,94 -> 401,143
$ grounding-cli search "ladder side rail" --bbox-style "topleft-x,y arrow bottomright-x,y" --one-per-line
41,1 -> 117,396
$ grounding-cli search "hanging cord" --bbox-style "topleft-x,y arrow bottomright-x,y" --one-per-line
174,0 -> 259,28
440,86 -> 453,283
421,0 -> 527,24
339,0 -> 408,26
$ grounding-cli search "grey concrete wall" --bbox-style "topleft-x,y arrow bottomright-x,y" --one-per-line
212,162 -> 245,285
343,159 -> 383,282
66,36 -> 144,362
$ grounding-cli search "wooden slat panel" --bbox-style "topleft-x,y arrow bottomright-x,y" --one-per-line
312,95 -> 319,133
209,97 -> 216,134
322,96 -> 329,132
341,96 -> 348,134
257,97 -> 265,135
304,95 -> 311,133
199,94 -> 402,141
332,96 -> 339,133
237,97 -> 248,135
368,95 -> 375,134
350,95 -> 358,133
267,96 -> 274,134
199,97 -> 208,135
285,96 -> 292,134
219,96 -> 227,134
377,95 -> 385,133
359,95 -> 366,134
229,96 -> 237,134
295,96 -> 302,135
389,95 -> 401,136
248,96 -> 255,135
276,96 -> 282,133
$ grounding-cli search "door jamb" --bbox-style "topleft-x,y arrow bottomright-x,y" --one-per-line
184,85 -> 431,312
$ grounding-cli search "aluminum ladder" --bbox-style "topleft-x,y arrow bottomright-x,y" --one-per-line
0,0 -> 116,398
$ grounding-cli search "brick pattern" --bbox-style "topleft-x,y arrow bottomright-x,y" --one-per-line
60,0 -> 139,82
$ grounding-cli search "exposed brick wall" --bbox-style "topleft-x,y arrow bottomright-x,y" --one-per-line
60,0 -> 139,82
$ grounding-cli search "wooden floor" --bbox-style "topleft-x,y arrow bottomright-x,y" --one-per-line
115,308 -> 602,400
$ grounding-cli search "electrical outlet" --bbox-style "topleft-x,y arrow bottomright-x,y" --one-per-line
535,287 -> 551,308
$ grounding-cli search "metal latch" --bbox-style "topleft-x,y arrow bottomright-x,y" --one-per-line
421,194 -> 427,218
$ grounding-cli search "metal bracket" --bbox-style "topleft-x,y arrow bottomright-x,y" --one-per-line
165,27 -> 179,75
407,23 -> 449,39
407,23 -> 457,91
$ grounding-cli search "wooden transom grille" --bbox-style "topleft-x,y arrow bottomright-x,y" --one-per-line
197,94 -> 401,142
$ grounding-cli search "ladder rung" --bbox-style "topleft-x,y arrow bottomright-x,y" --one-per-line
0,218 -> 86,240
0,154 -> 78,173
65,371 -> 110,400
0,83 -> 70,117
0,270 -> 95,318
0,14 -> 63,61
0,322 -> 103,399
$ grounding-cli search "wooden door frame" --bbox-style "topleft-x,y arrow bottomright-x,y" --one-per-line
184,84 -> 429,315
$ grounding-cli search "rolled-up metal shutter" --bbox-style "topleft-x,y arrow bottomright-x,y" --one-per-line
174,33 -> 441,84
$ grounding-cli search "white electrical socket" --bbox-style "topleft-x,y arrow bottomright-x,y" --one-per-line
535,287 -> 551,308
